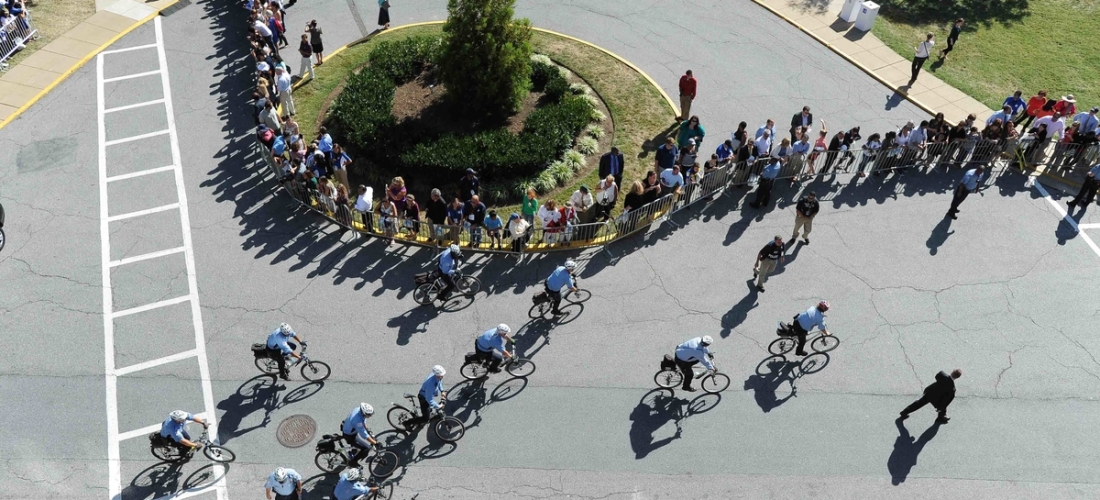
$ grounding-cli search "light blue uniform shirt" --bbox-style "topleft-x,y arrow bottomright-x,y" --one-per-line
438,250 -> 457,275
333,477 -> 373,500
420,374 -> 443,409
796,306 -> 828,332
1089,164 -> 1100,177
675,337 -> 715,370
341,407 -> 373,447
546,266 -> 575,293
755,125 -> 774,140
959,169 -> 984,191
159,413 -> 194,442
791,141 -> 811,155
476,329 -> 506,353
762,161 -> 781,180
264,469 -> 302,495
986,111 -> 1012,126
318,133 -> 333,153
266,329 -> 294,355
1075,112 -> 1099,136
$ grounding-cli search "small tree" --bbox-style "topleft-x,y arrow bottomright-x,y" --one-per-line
438,0 -> 532,117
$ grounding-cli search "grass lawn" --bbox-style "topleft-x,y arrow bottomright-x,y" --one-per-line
5,0 -> 95,69
292,23 -> 673,214
872,0 -> 1099,111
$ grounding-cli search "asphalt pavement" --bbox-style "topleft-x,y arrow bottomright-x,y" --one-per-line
2,0 -> 1100,499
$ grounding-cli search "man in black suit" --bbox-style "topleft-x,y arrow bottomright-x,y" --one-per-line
900,369 -> 961,424
599,146 -> 625,188
790,106 -> 813,142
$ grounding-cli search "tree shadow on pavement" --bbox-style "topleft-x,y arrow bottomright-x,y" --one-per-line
887,419 -> 942,485
628,388 -> 720,459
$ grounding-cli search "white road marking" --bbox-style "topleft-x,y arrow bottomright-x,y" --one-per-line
1034,181 -> 1100,259
106,165 -> 177,183
1079,223 -> 1100,230
99,17 -> 228,500
102,69 -> 162,83
109,246 -> 186,267
104,98 -> 167,114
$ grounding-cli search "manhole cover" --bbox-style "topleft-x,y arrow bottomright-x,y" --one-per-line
276,414 -> 317,448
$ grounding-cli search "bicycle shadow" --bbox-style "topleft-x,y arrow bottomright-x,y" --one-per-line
887,419 -> 942,485
119,461 -> 228,500
300,472 -> 339,500
628,388 -> 721,459
216,375 -> 325,443
743,353 -> 831,413
446,376 -> 530,433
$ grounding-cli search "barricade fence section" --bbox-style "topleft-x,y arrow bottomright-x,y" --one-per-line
258,132 -> 1085,254
0,10 -> 36,70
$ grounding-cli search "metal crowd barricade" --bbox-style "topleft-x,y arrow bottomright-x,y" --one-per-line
0,10 -> 36,70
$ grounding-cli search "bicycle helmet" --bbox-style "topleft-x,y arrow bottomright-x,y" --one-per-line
169,410 -> 188,423
564,259 -> 577,270
273,467 -> 288,482
278,322 -> 293,335
700,335 -> 714,345
359,403 -> 374,417
496,324 -> 511,335
818,300 -> 830,312
449,244 -> 462,256
432,365 -> 446,376
341,468 -> 362,481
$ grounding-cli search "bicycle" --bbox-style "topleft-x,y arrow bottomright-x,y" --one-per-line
386,394 -> 465,443
769,322 -> 840,356
148,426 -> 235,463
251,342 -> 331,381
412,268 -> 481,305
313,426 -> 400,477
528,281 -> 586,318
652,352 -> 731,393
0,201 -> 6,252
459,338 -> 536,380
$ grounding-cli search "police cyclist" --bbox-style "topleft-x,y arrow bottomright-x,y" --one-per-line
405,365 -> 447,429
790,300 -> 831,356
475,324 -> 513,373
545,259 -> 578,315
332,467 -> 380,500
266,322 -> 306,380
264,467 -> 303,500
340,403 -> 379,466
674,336 -> 715,392
437,244 -> 463,301
159,410 -> 208,453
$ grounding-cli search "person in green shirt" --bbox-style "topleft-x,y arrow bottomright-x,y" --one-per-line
521,188 -> 539,224
677,116 -> 706,149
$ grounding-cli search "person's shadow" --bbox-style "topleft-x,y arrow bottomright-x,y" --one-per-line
925,217 -> 954,255
628,388 -> 687,459
887,418 -> 942,485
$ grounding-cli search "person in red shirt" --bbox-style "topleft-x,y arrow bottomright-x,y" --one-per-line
1054,94 -> 1077,118
678,70 -> 697,121
1015,90 -> 1049,131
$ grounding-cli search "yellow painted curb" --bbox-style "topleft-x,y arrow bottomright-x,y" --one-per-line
0,1 -> 180,131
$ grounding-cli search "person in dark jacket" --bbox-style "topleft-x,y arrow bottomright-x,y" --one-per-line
900,369 -> 961,423
458,169 -> 480,202
425,188 -> 449,244
599,146 -> 625,188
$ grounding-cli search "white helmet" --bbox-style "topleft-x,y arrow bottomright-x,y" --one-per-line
169,410 -> 188,423
449,244 -> 462,256
432,365 -> 446,376
564,259 -> 577,270
496,324 -> 511,335
360,403 -> 374,416
273,467 -> 288,482
700,335 -> 714,345
278,323 -> 293,335
341,468 -> 362,481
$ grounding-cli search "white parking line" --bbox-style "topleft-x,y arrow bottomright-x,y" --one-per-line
102,69 -> 162,83
101,42 -> 157,55
114,349 -> 199,376
106,165 -> 177,183
1035,181 -> 1100,259
104,98 -> 166,114
110,295 -> 193,319
1079,223 -> 1100,230
109,247 -> 186,267
107,203 -> 179,222
116,411 -> 209,442
104,129 -> 170,146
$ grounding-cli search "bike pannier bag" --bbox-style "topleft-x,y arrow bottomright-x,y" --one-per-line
660,354 -> 676,370
465,352 -> 479,364
251,343 -> 268,356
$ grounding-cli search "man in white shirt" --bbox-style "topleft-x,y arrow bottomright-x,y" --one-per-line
910,33 -> 934,83
754,130 -> 772,158
253,18 -> 277,54
355,184 -> 374,232
1034,112 -> 1066,139
902,120 -> 928,167
595,175 -> 617,221
570,185 -> 593,214
660,165 -> 684,192
275,67 -> 295,118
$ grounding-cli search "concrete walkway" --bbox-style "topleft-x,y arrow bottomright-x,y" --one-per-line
0,0 -> 176,126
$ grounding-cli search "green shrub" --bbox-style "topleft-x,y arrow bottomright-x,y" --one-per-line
524,95 -> 594,145
569,83 -> 588,95
328,70 -> 397,145
533,170 -> 557,194
585,124 -> 605,139
544,71 -> 570,102
549,160 -> 573,185
530,58 -> 559,91
576,136 -> 599,155
367,35 -> 441,84
590,108 -> 606,123
562,150 -> 586,172
439,0 -> 533,116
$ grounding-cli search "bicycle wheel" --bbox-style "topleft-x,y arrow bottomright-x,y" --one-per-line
701,372 -> 731,394
387,406 -> 415,431
564,288 -> 591,304
528,301 -> 551,319
457,276 -> 481,296
413,283 -> 438,305
203,445 -> 236,463
505,358 -> 536,377
300,360 -> 331,381
768,337 -> 795,355
0,229 -> 5,252
366,450 -> 400,478
367,482 -> 393,500
434,416 -> 465,443
254,356 -> 280,375
459,361 -> 488,380
811,335 -> 840,353
314,450 -> 345,472
151,445 -> 186,462
653,369 -> 683,389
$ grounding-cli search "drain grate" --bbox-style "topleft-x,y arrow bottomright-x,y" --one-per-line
276,414 -> 317,448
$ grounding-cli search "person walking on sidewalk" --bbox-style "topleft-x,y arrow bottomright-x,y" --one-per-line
945,166 -> 984,220
791,191 -> 819,245
938,18 -> 964,61
909,33 -> 935,84
753,236 -> 785,293
900,369 -> 961,424
377,0 -> 391,30
677,70 -> 697,121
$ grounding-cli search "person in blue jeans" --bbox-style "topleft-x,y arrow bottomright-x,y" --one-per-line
484,210 -> 504,249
